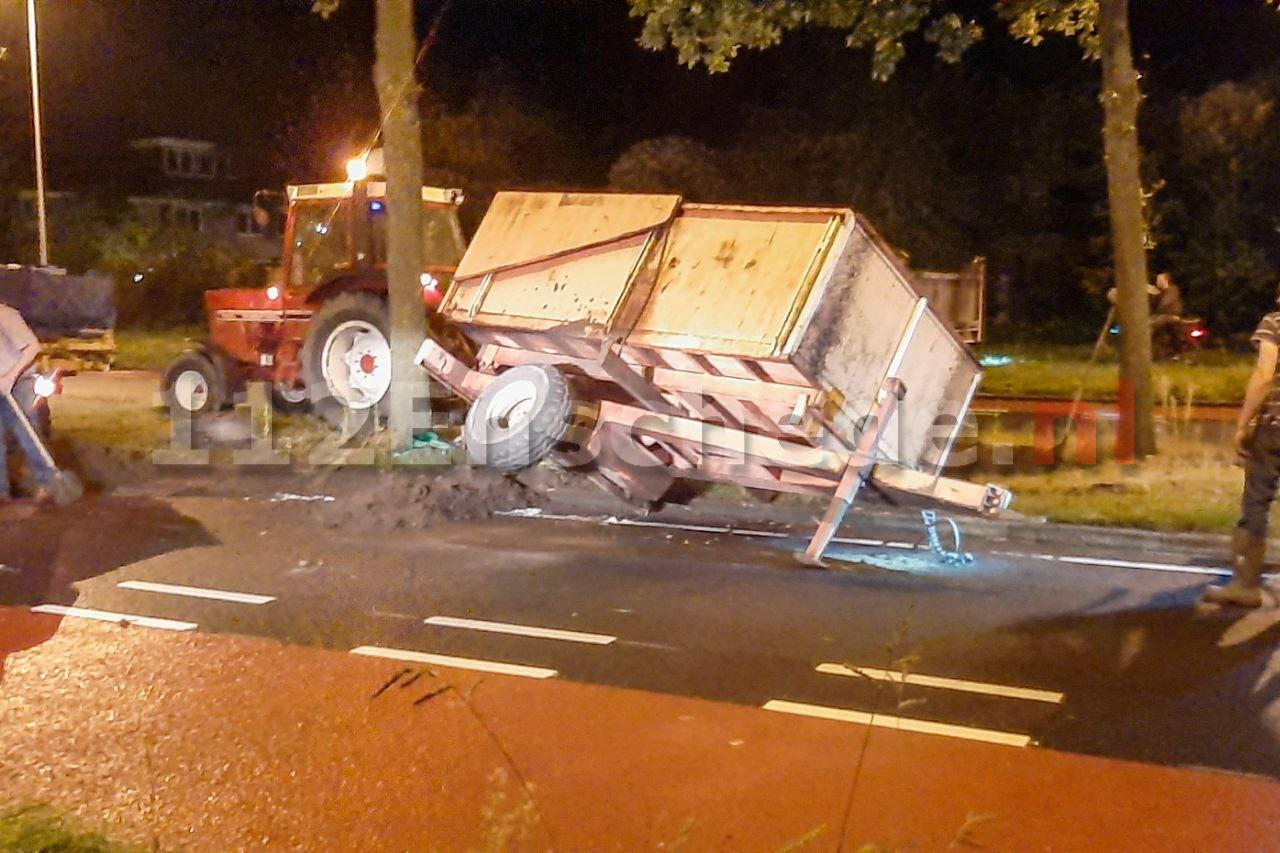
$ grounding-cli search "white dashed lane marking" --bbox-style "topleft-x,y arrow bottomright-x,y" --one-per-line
1056,556 -> 1227,577
350,645 -> 558,679
816,663 -> 1064,704
425,615 -> 616,645
762,699 -> 1031,748
31,604 -> 198,632
117,580 -> 276,605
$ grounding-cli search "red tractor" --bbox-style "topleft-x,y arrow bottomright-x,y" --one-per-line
161,171 -> 466,426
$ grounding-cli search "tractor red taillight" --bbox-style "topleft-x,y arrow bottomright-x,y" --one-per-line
421,273 -> 442,308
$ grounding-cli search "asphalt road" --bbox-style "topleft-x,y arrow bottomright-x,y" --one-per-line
5,481 -> 1280,782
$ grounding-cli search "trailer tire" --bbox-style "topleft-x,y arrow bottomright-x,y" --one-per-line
301,293 -> 391,430
161,350 -> 227,416
465,365 -> 577,473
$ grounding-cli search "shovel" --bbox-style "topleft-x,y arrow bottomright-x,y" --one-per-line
0,386 -> 82,505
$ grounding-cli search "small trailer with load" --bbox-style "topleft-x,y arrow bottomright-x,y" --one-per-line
416,191 -> 1010,563
0,265 -> 116,371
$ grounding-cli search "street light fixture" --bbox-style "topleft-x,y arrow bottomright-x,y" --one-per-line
26,0 -> 48,266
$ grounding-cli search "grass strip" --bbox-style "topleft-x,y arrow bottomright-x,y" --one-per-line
0,805 -> 146,853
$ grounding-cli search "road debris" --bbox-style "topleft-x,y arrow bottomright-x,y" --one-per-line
271,492 -> 337,503
922,509 -> 974,565
371,668 -> 412,698
413,686 -> 452,706
319,468 -> 544,531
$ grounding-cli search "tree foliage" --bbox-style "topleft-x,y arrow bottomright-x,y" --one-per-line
98,222 -> 257,328
1158,78 -> 1280,331
630,0 -> 982,79
608,135 -> 732,200
419,85 -> 585,231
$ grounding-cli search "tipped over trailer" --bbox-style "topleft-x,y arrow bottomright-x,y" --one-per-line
415,192 -> 1010,563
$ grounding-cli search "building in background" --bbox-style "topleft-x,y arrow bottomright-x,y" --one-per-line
124,137 -> 277,260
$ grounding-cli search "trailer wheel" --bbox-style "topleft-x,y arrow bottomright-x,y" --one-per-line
465,365 -> 577,472
161,350 -> 227,416
301,293 -> 391,429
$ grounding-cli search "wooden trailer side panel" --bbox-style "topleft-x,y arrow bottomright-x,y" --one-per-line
911,257 -> 985,344
791,227 -> 921,451
443,233 -> 654,332
791,221 -> 980,469
451,191 -> 680,282
881,308 -> 980,471
626,208 -> 844,358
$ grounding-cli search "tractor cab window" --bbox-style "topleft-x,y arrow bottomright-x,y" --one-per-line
367,200 -> 464,270
290,200 -> 350,287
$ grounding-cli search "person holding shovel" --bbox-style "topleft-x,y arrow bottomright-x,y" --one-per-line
1205,282 -> 1280,608
0,301 -> 41,498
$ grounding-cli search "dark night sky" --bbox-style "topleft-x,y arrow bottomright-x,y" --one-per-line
3,0 -> 1280,186
5,0 -> 1280,334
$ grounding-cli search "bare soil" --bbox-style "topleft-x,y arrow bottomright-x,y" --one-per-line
316,466 -> 547,531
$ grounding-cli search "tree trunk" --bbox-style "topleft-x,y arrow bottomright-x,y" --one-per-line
1099,0 -> 1155,457
374,0 -> 427,449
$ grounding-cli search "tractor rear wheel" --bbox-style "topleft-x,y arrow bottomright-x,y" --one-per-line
301,293 -> 392,430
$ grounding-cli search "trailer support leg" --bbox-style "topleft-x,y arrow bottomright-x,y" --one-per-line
799,378 -> 903,566
800,459 -> 871,565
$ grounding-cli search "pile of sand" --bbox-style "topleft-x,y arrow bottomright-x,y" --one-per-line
317,467 -> 546,531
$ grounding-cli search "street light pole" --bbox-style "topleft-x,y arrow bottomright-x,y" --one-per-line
26,0 -> 49,266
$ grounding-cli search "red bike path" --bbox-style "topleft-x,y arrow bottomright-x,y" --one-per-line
2,608 -> 1278,851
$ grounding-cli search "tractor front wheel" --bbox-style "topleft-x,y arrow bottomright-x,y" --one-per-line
161,350 -> 227,416
272,382 -> 311,415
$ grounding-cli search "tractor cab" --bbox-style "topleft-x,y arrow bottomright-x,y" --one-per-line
283,177 -> 466,308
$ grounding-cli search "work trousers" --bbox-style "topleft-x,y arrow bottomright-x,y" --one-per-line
1239,420 -> 1280,537
0,374 -> 39,497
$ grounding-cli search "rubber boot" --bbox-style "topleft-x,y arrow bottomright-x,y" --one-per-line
1203,528 -> 1267,607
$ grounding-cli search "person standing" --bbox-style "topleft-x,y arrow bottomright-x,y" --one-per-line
0,302 -> 41,498
1205,282 -> 1280,607
1149,272 -> 1185,356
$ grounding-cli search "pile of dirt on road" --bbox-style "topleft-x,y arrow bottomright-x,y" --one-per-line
56,439 -> 156,490
318,467 -> 547,531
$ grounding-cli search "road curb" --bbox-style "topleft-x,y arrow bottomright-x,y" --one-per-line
538,486 -> 1237,563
